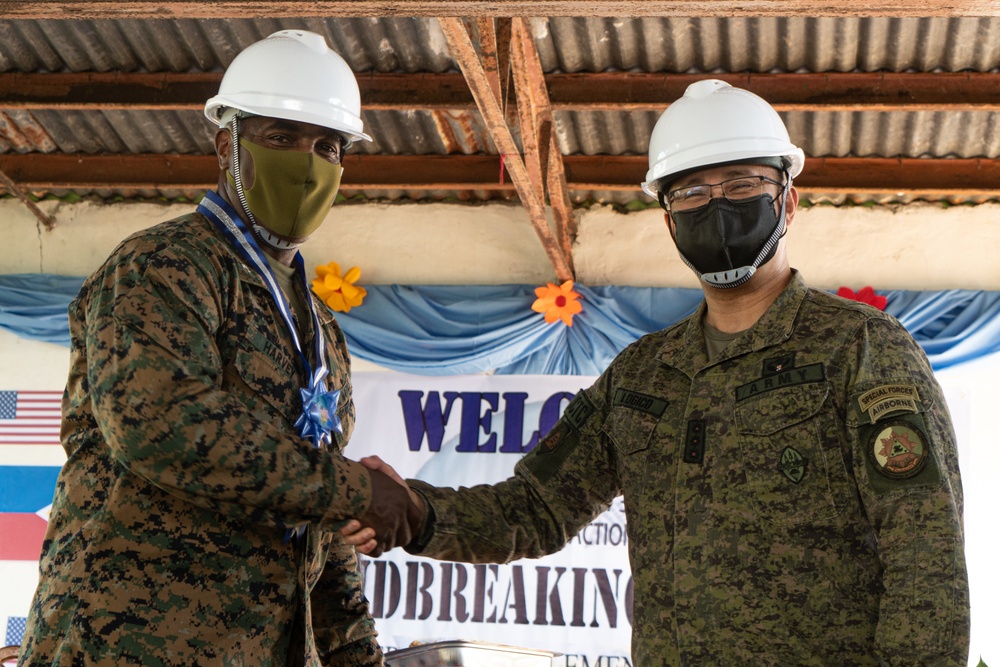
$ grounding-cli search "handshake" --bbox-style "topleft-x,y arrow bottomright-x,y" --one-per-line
341,456 -> 428,558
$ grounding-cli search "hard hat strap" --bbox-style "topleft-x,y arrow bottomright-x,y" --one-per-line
229,115 -> 258,231
746,170 -> 791,271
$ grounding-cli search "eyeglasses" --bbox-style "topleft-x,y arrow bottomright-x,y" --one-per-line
664,175 -> 784,212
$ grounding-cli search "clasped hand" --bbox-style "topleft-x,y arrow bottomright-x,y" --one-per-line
342,456 -> 423,557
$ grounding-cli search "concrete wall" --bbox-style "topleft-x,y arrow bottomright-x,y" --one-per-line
4,198 -> 999,291
3,196 -> 998,375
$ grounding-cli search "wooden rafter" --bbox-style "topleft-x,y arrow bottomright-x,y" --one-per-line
510,20 -> 552,200
0,166 -> 55,229
2,154 -> 999,197
8,72 -> 1000,112
510,18 -> 577,267
1,1 -> 998,18
474,17 -> 512,112
437,16 -> 574,282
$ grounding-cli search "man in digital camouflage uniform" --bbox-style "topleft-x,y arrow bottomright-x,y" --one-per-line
344,80 -> 970,665
18,31 -> 423,667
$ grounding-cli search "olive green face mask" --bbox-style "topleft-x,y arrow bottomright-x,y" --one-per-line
227,137 -> 343,240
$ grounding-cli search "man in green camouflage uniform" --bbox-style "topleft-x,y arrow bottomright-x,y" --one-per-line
345,81 -> 970,665
18,31 -> 422,667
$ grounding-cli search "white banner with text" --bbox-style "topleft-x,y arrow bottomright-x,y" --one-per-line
349,372 -> 632,664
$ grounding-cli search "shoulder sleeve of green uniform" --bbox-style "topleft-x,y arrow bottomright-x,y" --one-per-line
404,345 -> 640,564
845,316 -> 952,498
517,343 -> 627,486
844,316 -> 970,665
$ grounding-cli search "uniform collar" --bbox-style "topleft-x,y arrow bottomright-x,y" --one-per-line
657,269 -> 808,376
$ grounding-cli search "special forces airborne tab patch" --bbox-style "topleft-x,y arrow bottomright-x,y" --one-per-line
856,383 -> 922,424
868,420 -> 930,479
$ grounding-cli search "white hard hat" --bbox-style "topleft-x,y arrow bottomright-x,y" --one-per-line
204,29 -> 371,144
641,79 -> 804,197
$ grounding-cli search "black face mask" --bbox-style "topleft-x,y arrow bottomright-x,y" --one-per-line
670,193 -> 785,289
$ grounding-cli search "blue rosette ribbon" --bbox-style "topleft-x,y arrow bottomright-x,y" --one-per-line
294,385 -> 343,449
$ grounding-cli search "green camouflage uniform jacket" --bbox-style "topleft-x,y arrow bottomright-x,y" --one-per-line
410,271 -> 970,666
18,206 -> 380,666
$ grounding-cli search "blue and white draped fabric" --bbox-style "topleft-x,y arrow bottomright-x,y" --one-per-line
4,272 -> 1000,374
198,192 -> 343,542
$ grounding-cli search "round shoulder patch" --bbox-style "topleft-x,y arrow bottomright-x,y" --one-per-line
868,420 -> 929,479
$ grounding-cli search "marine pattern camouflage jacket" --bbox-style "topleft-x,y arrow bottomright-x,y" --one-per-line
18,206 -> 379,666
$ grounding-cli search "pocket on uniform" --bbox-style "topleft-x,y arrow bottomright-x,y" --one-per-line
602,404 -> 661,499
603,404 -> 659,457
735,383 -> 847,526
224,322 -> 297,421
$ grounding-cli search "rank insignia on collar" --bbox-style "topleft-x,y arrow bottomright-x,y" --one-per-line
763,353 -> 796,376
868,421 -> 929,479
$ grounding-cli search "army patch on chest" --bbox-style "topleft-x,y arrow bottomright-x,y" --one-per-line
868,420 -> 930,479
735,363 -> 824,401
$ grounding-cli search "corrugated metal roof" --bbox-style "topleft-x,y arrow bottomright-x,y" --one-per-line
7,16 -> 1000,76
2,16 -> 1000,205
0,17 -> 453,73
532,16 -> 1000,73
9,105 -> 1000,161
0,108 -> 502,156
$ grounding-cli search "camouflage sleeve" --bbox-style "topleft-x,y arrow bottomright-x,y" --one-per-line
845,317 -> 970,666
84,237 -> 372,529
310,537 -> 381,665
407,357 -> 624,564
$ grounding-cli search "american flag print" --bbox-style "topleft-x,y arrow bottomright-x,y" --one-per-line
0,390 -> 64,562
0,390 -> 62,446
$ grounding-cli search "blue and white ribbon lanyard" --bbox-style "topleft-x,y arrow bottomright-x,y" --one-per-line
199,191 -> 341,540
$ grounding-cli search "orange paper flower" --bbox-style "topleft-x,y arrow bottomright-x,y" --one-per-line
312,262 -> 367,313
532,280 -> 583,326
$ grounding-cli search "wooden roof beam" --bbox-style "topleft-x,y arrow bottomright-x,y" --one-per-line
0,166 -> 56,229
438,16 -> 574,282
2,154 -> 999,197
2,2 -> 999,18
474,17 -> 512,112
7,72 -> 1000,113
511,18 -> 577,267
510,21 -> 552,202
545,72 -> 1000,112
